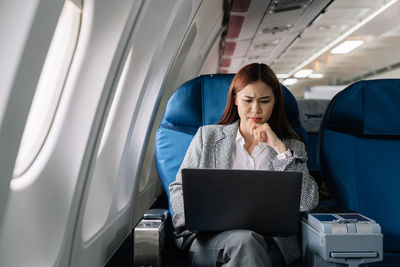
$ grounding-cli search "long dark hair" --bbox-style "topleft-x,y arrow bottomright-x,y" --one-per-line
217,63 -> 300,140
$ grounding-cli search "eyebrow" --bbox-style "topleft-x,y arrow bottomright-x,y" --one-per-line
243,95 -> 272,99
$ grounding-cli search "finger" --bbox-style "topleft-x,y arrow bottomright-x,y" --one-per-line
263,131 -> 268,142
250,123 -> 257,135
261,131 -> 267,142
255,129 -> 262,141
252,127 -> 258,140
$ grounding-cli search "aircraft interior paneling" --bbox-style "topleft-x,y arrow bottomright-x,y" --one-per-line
1,0 -> 399,266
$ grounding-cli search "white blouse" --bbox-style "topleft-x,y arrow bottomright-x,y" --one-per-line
230,130 -> 292,170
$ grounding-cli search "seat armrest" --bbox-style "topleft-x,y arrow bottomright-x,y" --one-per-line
142,209 -> 169,220
134,209 -> 169,267
301,211 -> 383,267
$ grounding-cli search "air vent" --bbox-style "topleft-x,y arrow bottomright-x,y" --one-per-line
253,40 -> 280,50
270,0 -> 311,13
261,24 -> 293,34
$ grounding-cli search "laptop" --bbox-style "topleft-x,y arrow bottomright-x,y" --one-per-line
182,168 -> 302,236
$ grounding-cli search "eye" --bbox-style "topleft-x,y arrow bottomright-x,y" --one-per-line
261,100 -> 270,104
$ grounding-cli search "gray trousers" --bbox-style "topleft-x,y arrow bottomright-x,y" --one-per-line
188,230 -> 285,267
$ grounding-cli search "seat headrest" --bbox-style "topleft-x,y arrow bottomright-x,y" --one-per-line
324,79 -> 400,136
162,74 -> 301,129
162,74 -> 233,130
297,99 -> 330,133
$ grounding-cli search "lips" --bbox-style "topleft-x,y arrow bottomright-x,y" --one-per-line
250,117 -> 262,123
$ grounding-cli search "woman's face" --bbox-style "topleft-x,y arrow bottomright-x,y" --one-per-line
235,80 -> 275,130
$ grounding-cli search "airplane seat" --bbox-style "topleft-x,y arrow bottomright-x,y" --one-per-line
135,74 -> 308,266
297,99 -> 330,172
155,74 -> 308,217
318,79 -> 400,266
297,99 -> 332,204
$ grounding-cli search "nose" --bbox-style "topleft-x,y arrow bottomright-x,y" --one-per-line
251,101 -> 261,113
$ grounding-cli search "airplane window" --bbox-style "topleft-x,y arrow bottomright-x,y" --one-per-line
98,47 -> 133,155
12,0 -> 82,178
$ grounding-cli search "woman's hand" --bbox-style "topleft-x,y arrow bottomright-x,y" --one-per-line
250,123 -> 286,154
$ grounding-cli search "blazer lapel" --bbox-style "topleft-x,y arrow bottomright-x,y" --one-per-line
214,122 -> 238,168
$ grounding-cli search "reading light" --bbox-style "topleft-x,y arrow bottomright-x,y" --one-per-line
309,73 -> 324,78
331,40 -> 364,54
282,78 -> 298,85
294,69 -> 313,78
277,73 -> 289,78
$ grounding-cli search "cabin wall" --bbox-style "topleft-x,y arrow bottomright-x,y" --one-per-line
133,0 -> 225,227
0,0 -> 225,266
0,0 -> 68,266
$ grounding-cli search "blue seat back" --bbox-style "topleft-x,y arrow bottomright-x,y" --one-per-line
155,74 -> 307,213
319,79 -> 400,254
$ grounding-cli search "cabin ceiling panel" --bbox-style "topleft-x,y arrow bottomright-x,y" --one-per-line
253,31 -> 286,45
294,36 -> 332,46
303,24 -> 350,39
284,0 -> 400,93
228,57 -> 246,72
329,0 -> 386,9
322,8 -> 370,23
259,9 -> 305,31
229,40 -> 252,57
220,0 -> 400,95
220,0 -> 330,72
317,27 -> 400,83
233,0 -> 271,41
246,47 -> 275,57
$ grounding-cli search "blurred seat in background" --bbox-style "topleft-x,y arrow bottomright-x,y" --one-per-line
297,99 -> 331,203
318,79 -> 400,267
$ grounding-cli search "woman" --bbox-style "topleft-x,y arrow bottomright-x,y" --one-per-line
169,63 -> 319,266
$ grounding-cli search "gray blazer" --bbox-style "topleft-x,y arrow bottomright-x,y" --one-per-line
169,121 -> 319,264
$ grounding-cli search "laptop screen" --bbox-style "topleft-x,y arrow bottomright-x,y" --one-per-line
182,168 -> 302,236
